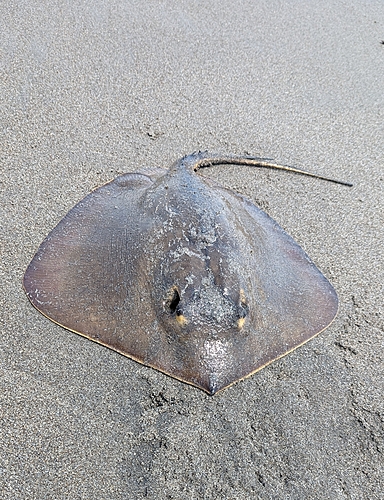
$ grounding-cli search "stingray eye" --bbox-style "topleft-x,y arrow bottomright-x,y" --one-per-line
164,286 -> 181,314
237,289 -> 249,328
238,301 -> 249,319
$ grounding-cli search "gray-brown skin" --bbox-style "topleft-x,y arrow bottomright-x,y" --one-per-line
23,152 -> 341,395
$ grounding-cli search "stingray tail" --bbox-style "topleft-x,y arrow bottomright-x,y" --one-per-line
179,151 -> 352,187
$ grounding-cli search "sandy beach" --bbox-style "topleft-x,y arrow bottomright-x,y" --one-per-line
1,0 -> 383,498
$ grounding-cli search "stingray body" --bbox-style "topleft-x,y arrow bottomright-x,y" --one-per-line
24,152 -> 343,395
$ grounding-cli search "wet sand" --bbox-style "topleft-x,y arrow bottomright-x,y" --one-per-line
1,1 -> 383,498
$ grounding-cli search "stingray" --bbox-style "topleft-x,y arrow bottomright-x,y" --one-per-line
23,152 -> 351,395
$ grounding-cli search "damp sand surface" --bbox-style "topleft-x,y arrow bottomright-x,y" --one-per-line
1,1 -> 383,498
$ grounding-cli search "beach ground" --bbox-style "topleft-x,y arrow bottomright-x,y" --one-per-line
1,1 -> 383,498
